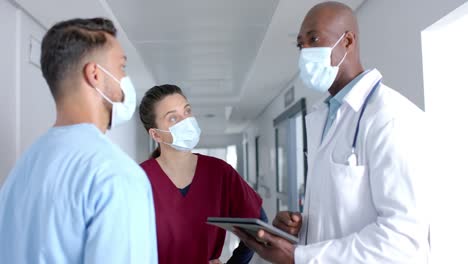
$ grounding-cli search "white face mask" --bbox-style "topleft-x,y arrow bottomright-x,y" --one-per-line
155,117 -> 201,152
298,33 -> 347,93
95,64 -> 136,129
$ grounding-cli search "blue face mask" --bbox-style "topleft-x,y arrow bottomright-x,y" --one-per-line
155,117 -> 201,152
298,33 -> 347,93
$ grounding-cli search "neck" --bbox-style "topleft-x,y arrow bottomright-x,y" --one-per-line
328,64 -> 365,97
158,147 -> 195,167
54,95 -> 109,133
157,146 -> 197,188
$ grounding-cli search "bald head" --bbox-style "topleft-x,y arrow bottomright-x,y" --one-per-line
297,1 -> 364,95
297,1 -> 359,49
309,2 -> 357,35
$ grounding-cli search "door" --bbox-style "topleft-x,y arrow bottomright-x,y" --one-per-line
274,98 -> 307,213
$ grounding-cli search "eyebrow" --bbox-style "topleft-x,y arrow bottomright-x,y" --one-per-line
297,30 -> 318,41
163,104 -> 191,118
164,110 -> 177,118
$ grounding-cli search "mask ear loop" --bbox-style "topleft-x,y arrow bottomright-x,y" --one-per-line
152,128 -> 175,147
97,64 -> 121,84
337,51 -> 348,67
331,33 -> 346,49
149,128 -> 159,140
95,87 -> 114,104
153,128 -> 170,133
331,33 -> 348,67
94,64 -> 123,104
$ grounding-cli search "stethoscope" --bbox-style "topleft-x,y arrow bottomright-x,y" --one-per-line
347,79 -> 382,166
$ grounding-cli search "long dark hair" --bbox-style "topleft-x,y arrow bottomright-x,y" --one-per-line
139,84 -> 186,159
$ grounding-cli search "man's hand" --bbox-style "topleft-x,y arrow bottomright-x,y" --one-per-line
232,228 -> 295,264
209,259 -> 222,264
273,211 -> 302,236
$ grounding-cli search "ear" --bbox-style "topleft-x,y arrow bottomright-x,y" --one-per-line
344,31 -> 356,50
83,62 -> 101,89
149,128 -> 163,143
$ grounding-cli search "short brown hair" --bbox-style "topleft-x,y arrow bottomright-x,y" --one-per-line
40,18 -> 117,99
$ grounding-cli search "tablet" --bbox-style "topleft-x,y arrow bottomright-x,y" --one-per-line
206,217 -> 299,244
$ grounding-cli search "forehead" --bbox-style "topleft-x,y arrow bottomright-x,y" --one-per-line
297,9 -> 338,40
155,94 -> 189,115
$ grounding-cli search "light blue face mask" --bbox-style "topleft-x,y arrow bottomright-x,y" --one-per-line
154,117 -> 201,152
298,33 -> 347,93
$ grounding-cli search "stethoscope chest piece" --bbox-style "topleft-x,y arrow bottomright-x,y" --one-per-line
347,148 -> 358,166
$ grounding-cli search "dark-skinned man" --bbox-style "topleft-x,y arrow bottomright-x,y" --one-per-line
234,2 -> 429,263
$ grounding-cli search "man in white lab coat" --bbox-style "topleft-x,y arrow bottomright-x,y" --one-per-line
234,2 -> 429,263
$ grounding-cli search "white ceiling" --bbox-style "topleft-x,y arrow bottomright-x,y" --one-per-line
106,0 -> 278,94
106,0 -> 279,136
105,0 -> 365,136
13,0 -> 365,141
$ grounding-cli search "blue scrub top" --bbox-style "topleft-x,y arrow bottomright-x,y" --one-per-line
0,123 -> 158,264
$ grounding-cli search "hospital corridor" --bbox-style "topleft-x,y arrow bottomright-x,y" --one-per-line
1,0 -> 468,263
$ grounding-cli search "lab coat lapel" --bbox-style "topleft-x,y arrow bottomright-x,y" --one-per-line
305,99 -> 328,162
318,69 -> 383,150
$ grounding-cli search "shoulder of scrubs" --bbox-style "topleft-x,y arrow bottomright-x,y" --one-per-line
79,125 -> 158,264
295,69 -> 429,263
0,124 -> 158,264
200,154 -> 263,218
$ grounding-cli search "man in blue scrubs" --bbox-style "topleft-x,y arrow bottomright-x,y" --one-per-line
0,18 -> 158,263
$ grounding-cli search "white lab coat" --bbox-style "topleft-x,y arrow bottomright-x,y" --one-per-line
295,69 -> 429,263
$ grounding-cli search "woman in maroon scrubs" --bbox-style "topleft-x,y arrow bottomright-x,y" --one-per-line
139,84 -> 266,264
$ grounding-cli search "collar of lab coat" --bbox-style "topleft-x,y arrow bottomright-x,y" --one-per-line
309,69 -> 382,113
342,68 -> 383,112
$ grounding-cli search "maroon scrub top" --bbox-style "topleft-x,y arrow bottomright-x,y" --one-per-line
140,154 -> 262,263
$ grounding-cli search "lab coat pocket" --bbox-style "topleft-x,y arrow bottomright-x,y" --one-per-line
329,160 -> 369,217
329,161 -> 366,182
